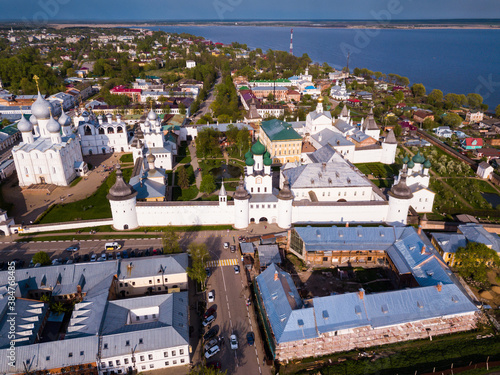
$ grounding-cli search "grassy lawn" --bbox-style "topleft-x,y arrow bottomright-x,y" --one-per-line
36,172 -> 120,224
371,179 -> 394,188
119,153 -> 133,163
70,176 -> 82,187
176,155 -> 191,164
173,164 -> 195,185
281,329 -> 499,375
172,185 -> 198,201
354,163 -> 400,179
444,178 -> 496,210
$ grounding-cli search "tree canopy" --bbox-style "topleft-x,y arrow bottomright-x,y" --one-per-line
427,89 -> 443,107
162,231 -> 181,254
455,242 -> 499,286
32,251 -> 51,266
200,174 -> 216,194
187,243 -> 211,289
411,83 -> 426,97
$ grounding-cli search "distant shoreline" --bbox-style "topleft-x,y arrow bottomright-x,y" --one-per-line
38,21 -> 500,31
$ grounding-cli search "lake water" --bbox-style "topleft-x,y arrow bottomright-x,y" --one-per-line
151,25 -> 500,109
481,192 -> 500,208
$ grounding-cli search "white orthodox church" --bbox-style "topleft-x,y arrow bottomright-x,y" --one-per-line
12,85 -> 87,187
330,80 -> 349,101
296,100 -> 397,165
77,111 -> 131,155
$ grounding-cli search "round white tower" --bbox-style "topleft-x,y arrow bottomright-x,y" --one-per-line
381,129 -> 397,164
107,166 -> 139,230
219,179 -> 227,207
277,177 -> 293,229
386,173 -> 413,226
233,176 -> 250,229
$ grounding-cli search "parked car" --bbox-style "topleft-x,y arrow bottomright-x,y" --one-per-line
129,250 -> 136,258
205,267 -> 211,277
223,242 -> 230,249
230,245 -> 236,253
204,338 -> 219,352
246,332 -> 255,346
83,254 -> 90,262
122,250 -> 129,258
74,255 -> 81,263
230,334 -> 238,350
204,306 -> 216,319
65,245 -> 79,252
116,252 -> 121,260
202,315 -> 215,327
208,291 -> 215,303
90,254 -> 97,262
206,361 -> 221,370
52,259 -> 62,266
203,327 -> 218,341
204,345 -> 220,359
234,265 -> 240,274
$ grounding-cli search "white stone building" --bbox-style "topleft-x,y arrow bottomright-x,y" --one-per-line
330,80 -> 349,101
78,112 -> 131,155
12,90 -> 86,187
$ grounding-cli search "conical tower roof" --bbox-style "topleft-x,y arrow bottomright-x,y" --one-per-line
385,129 -> 397,144
107,166 -> 137,201
277,177 -> 293,200
388,173 -> 413,200
233,175 -> 250,200
219,179 -> 227,196
363,107 -> 379,131
340,105 -> 349,117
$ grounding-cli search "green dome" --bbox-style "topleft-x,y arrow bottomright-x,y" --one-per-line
407,160 -> 415,168
251,140 -> 266,155
263,157 -> 272,166
244,150 -> 253,159
402,156 -> 410,164
245,157 -> 255,166
264,151 -> 271,159
423,159 -> 432,169
412,151 -> 425,164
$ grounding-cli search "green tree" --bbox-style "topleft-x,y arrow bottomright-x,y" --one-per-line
177,167 -> 189,189
32,251 -> 51,266
427,89 -> 443,106
455,242 -> 500,285
467,93 -> 483,110
200,174 -> 216,194
266,93 -> 274,102
393,123 -> 402,137
51,302 -> 66,315
496,104 -> 500,118
187,243 -> 211,289
40,294 -> 50,303
162,231 -> 181,254
423,117 -> 439,130
394,91 -> 404,102
442,113 -> 463,128
411,83 -> 426,97
179,102 -> 186,115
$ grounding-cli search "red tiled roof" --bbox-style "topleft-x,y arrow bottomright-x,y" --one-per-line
464,138 -> 483,147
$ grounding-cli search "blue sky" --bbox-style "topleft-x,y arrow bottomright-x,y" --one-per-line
2,0 -> 500,21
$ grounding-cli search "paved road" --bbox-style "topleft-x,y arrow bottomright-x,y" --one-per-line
192,74 -> 222,123
0,226 -> 276,375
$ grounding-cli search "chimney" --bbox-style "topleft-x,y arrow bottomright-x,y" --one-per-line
418,225 -> 422,235
421,245 -> 426,255
436,282 -> 442,292
358,288 -> 365,300
274,271 -> 279,281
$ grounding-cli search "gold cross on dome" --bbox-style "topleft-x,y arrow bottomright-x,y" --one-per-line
33,75 -> 40,90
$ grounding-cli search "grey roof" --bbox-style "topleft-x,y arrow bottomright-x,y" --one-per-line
311,129 -> 354,149
283,154 -> 372,189
132,178 -> 166,200
458,223 -> 500,252
385,129 -> 397,144
431,232 -> 467,254
258,245 -> 282,267
116,254 -> 188,280
0,298 -> 48,349
308,144 -> 338,164
307,109 -> 332,122
335,119 -> 355,134
107,167 -> 137,201
350,130 -> 371,143
240,242 -> 255,254
363,109 -> 379,131
101,292 -> 189,358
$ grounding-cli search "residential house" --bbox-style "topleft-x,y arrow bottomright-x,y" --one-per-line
413,110 -> 434,124
476,161 -> 494,179
461,137 -> 483,150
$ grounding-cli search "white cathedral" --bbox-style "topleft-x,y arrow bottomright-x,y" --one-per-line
12,86 -> 87,187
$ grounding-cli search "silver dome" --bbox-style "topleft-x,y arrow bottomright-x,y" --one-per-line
147,109 -> 157,121
31,91 -> 52,120
58,111 -> 72,126
29,114 -> 38,125
47,114 -> 61,133
18,115 -> 33,133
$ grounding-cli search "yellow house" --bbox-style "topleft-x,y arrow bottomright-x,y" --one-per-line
259,119 -> 302,164
431,233 -> 467,267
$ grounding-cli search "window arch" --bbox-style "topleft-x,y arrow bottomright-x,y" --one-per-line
98,128 -> 105,135
107,127 -> 114,134
84,125 -> 92,136
117,126 -> 123,133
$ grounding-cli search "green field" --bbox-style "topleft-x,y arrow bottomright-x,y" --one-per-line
119,153 -> 133,163
172,186 -> 198,201
354,163 -> 401,178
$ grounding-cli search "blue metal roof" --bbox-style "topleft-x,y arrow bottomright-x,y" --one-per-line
431,232 -> 467,254
458,224 -> 500,252
257,245 -> 281,267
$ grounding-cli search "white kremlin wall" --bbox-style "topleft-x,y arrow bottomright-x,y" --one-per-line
136,202 -> 235,226
291,201 -> 389,224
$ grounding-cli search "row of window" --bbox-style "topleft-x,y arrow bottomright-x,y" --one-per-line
250,204 -> 277,209
101,349 -> 185,368
250,187 -> 268,193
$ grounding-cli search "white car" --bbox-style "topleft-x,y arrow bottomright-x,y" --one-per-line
234,265 -> 240,274
223,242 -> 230,249
204,345 -> 220,359
204,338 -> 219,352
230,334 -> 238,350
208,291 -> 215,303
